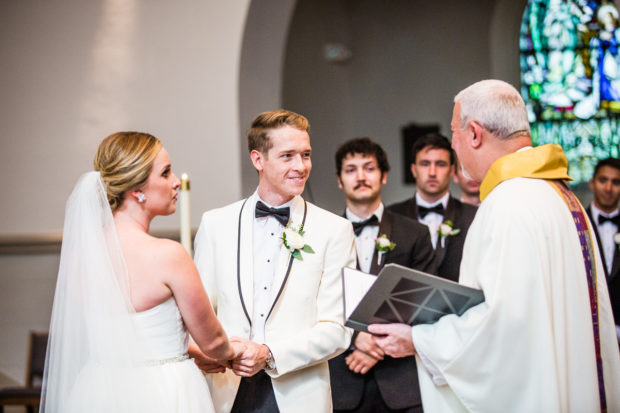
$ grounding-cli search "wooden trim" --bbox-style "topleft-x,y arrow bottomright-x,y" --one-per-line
0,230 -> 194,255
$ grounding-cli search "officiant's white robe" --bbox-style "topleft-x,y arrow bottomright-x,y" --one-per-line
412,177 -> 620,412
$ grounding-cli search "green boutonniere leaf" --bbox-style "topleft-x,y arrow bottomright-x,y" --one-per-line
301,244 -> 315,254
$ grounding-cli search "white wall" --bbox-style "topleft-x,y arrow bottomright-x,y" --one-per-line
282,0 -> 509,213
0,0 -> 251,381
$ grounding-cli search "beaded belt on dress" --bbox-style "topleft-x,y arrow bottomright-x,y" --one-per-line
146,353 -> 190,366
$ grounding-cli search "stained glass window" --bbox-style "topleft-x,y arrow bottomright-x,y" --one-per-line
520,0 -> 620,184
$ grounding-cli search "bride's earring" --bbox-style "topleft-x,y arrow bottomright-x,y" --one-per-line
138,193 -> 146,203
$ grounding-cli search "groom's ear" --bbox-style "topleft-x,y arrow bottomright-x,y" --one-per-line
250,149 -> 264,172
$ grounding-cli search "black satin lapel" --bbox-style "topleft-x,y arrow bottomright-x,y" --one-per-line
611,247 -> 620,281
444,196 -> 457,224
344,209 -> 361,270
236,198 -> 252,326
370,212 -> 394,275
408,198 -> 419,220
434,197 -> 455,265
587,207 -> 611,279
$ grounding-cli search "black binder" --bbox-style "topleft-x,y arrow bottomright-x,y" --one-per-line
343,263 -> 485,332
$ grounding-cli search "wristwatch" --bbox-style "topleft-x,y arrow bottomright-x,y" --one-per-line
264,347 -> 276,371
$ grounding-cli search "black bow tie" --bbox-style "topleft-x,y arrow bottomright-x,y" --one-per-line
352,215 -> 379,236
598,214 -> 620,227
255,201 -> 290,226
418,204 -> 444,218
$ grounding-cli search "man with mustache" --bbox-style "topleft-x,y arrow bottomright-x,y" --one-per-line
193,109 -> 355,413
388,133 -> 477,282
329,137 -> 435,413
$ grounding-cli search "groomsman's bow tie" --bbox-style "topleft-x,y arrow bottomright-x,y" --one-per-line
352,215 -> 379,236
418,204 -> 444,218
255,201 -> 290,226
598,214 -> 620,227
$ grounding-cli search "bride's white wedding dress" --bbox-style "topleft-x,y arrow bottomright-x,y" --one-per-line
63,297 -> 215,412
133,296 -> 215,412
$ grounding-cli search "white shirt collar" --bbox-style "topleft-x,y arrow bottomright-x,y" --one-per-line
591,202 -> 619,222
346,203 -> 384,223
415,191 -> 449,209
516,146 -> 533,153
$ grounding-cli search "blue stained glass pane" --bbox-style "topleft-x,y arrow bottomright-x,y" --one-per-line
520,0 -> 620,184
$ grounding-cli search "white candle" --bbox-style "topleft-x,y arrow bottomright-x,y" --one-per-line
180,173 -> 191,254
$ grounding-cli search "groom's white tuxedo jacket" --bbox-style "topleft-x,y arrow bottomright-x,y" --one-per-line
194,194 -> 355,413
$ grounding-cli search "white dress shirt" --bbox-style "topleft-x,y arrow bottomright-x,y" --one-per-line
416,192 -> 449,249
346,204 -> 384,273
590,203 -> 619,274
251,192 -> 293,344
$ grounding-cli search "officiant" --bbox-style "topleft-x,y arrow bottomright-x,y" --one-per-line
369,80 -> 620,411
329,137 -> 435,412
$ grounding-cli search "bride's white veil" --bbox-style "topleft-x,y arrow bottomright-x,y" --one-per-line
40,172 -> 166,412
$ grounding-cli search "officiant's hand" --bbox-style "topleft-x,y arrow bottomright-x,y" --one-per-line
229,337 -> 270,377
345,350 -> 379,374
368,323 -> 416,358
353,332 -> 384,360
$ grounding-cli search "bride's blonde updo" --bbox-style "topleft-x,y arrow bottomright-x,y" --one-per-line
93,132 -> 162,211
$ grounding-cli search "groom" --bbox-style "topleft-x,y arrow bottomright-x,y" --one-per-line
194,109 -> 356,413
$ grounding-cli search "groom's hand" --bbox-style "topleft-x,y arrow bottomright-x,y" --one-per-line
229,337 -> 270,377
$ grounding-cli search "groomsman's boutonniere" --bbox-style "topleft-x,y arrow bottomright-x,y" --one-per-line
438,220 -> 460,248
614,233 -> 620,247
375,234 -> 396,265
281,225 -> 315,261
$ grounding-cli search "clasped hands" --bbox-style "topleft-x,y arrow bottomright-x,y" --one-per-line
193,337 -> 271,377
346,323 -> 416,374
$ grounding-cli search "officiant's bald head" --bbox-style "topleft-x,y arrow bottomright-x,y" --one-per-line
450,80 -> 532,182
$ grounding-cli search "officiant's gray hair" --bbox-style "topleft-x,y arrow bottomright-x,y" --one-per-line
248,109 -> 310,155
454,80 -> 530,141
94,131 -> 162,211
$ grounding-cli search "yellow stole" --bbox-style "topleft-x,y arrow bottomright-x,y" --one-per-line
479,144 -> 572,202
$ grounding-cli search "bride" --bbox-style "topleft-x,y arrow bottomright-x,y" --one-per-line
40,132 -> 243,412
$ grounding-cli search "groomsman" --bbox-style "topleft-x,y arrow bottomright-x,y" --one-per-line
453,157 -> 481,206
329,137 -> 435,412
388,133 -> 477,282
586,157 -> 620,330
193,110 -> 355,413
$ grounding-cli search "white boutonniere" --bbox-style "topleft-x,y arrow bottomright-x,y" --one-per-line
614,233 -> 620,246
438,220 -> 460,248
281,225 -> 315,260
375,234 -> 396,265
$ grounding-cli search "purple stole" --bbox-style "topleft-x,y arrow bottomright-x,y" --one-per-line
549,180 -> 607,412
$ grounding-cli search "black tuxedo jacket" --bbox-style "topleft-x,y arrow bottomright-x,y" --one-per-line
586,206 -> 620,323
329,209 -> 436,410
387,195 -> 477,282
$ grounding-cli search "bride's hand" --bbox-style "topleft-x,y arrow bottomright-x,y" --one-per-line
189,344 -> 227,373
